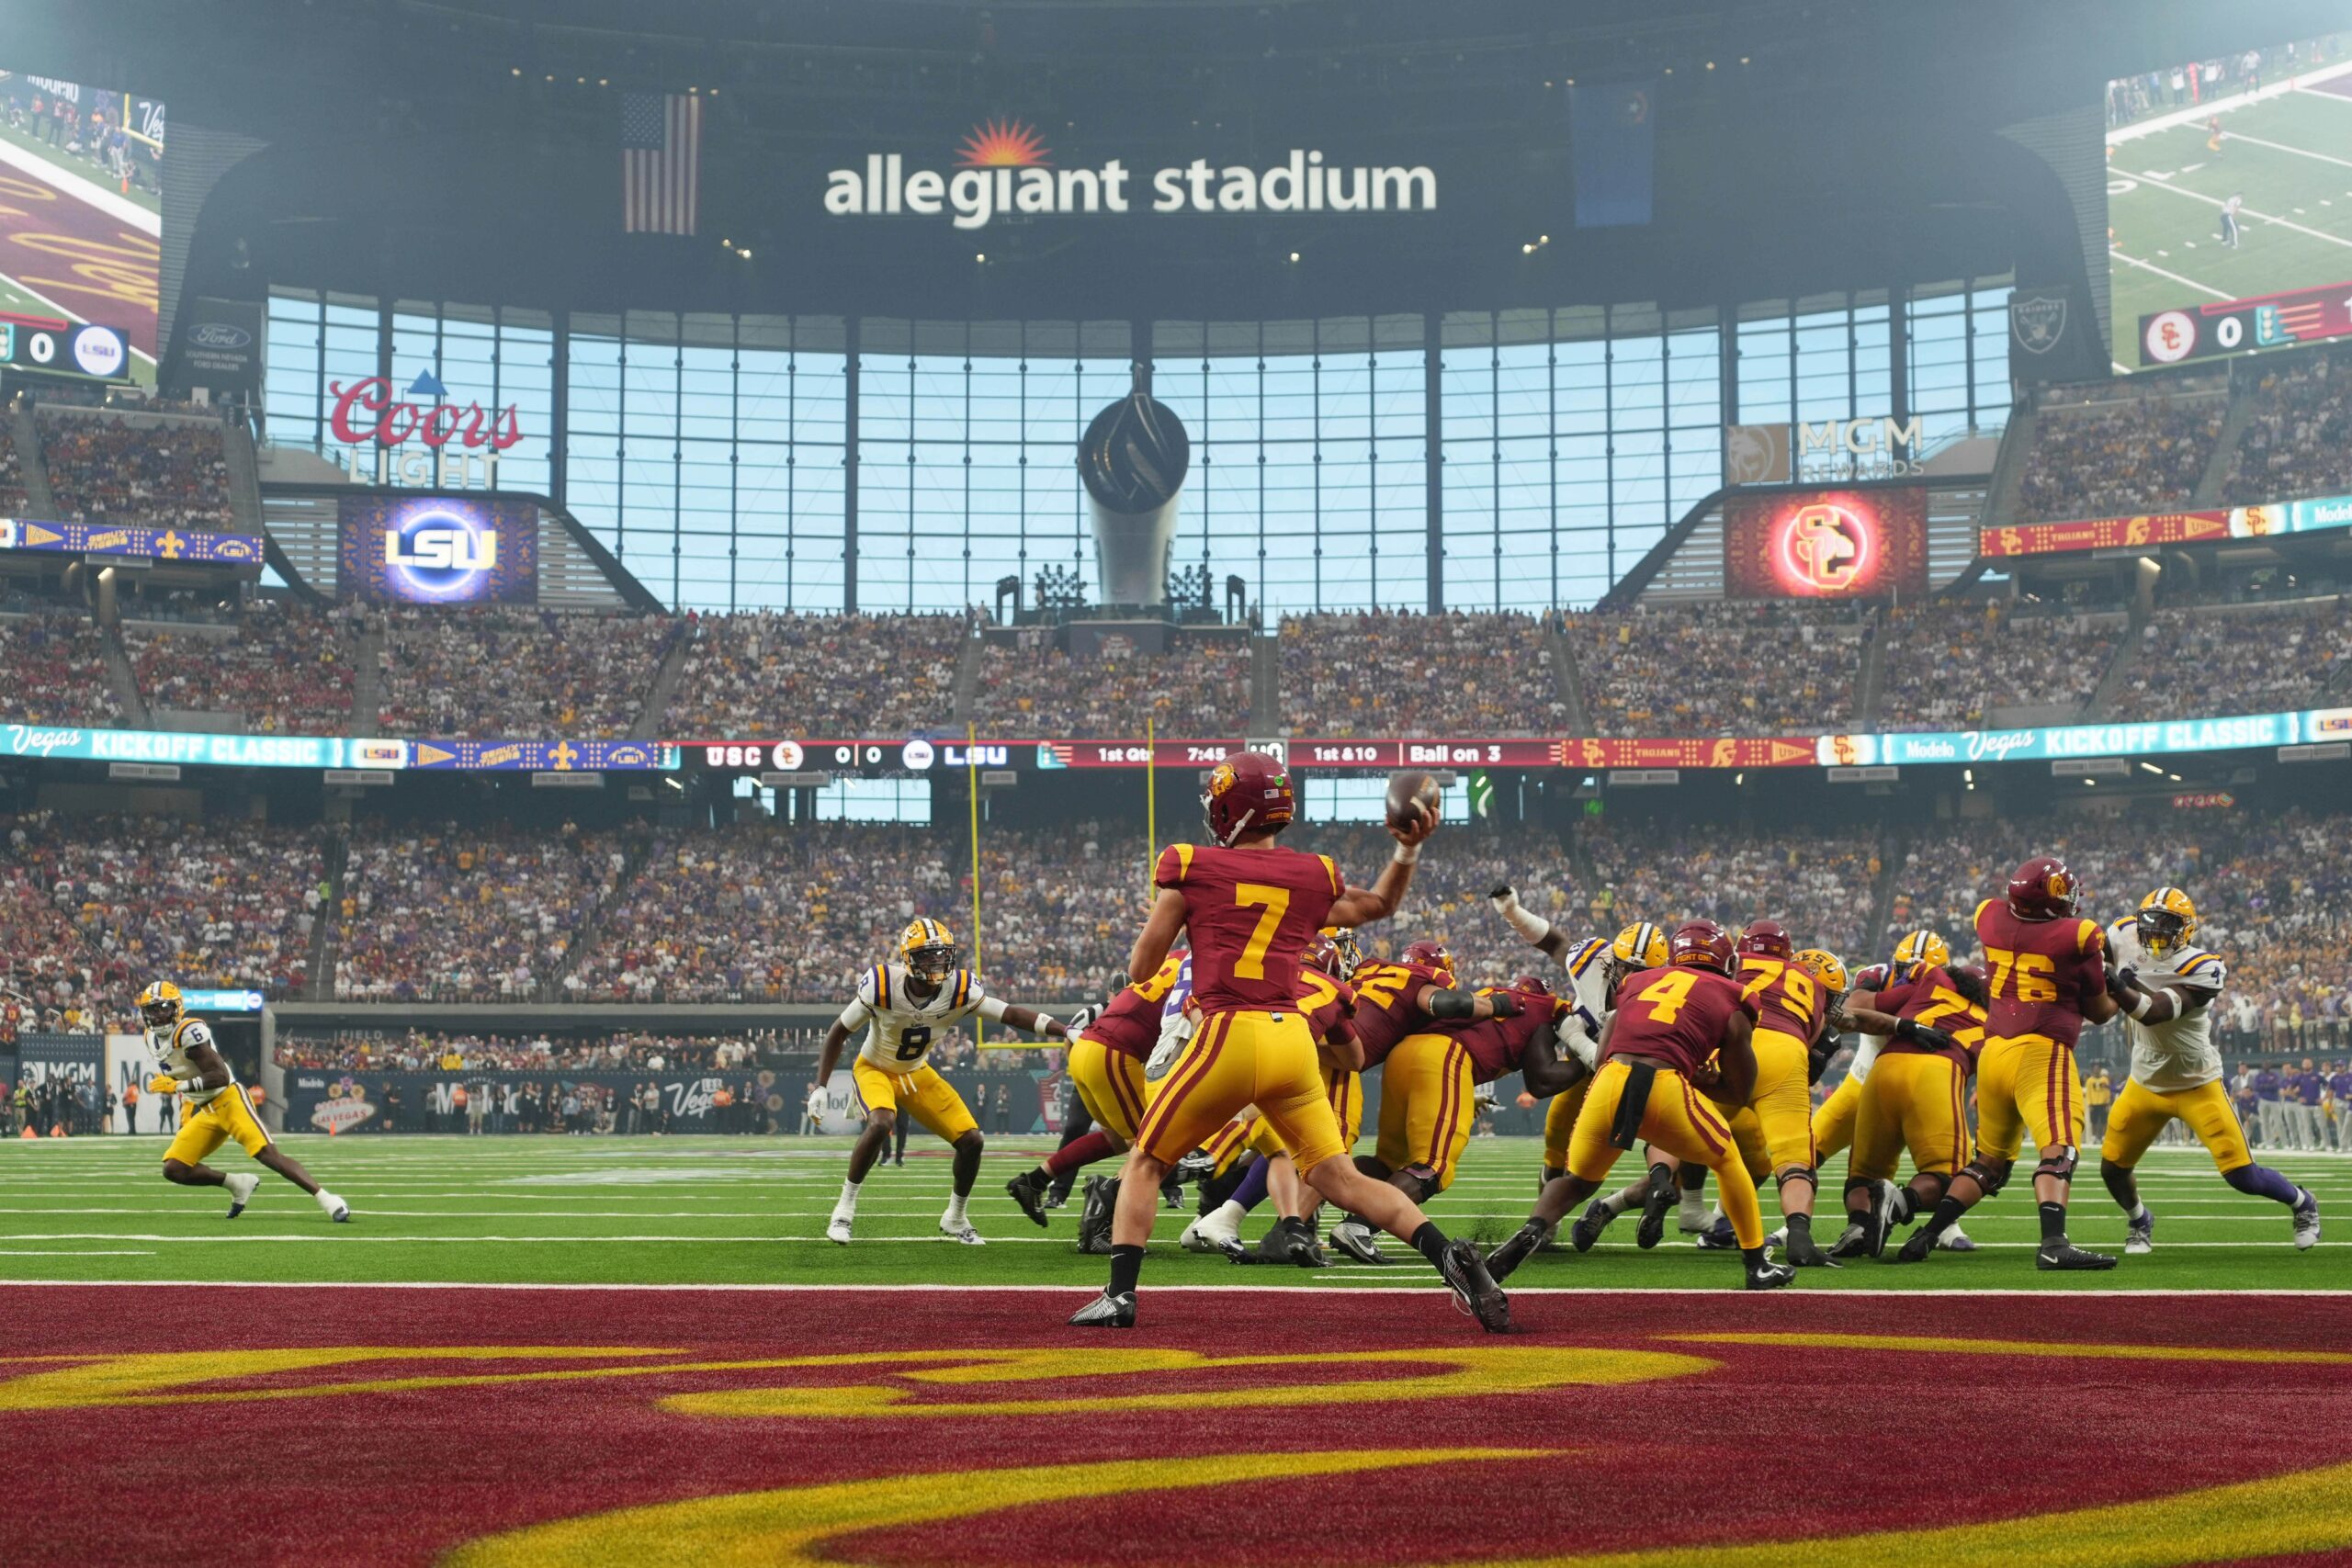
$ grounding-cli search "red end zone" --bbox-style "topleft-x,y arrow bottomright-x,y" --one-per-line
6,1284 -> 2352,1566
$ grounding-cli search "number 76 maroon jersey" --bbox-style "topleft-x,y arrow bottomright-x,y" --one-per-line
1972,898 -> 2108,1047
1155,842 -> 1344,1014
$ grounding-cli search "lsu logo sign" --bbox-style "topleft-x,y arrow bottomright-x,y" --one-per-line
336,494 -> 538,605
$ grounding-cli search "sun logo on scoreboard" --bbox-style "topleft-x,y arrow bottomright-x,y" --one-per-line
956,118 -> 1052,168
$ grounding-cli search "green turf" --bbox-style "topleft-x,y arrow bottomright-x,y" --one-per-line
2108,88 -> 2352,369
0,1133 -> 2339,1292
0,119 -> 162,217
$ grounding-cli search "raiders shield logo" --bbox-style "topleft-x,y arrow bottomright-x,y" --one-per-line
2011,294 -> 2067,355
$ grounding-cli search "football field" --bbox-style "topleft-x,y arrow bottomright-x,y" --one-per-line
6,1135 -> 2350,1565
0,1132 -> 2342,1289
2107,81 -> 2352,370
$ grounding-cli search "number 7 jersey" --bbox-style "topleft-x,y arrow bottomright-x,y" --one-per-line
846,964 -> 986,1072
1154,841 -> 1344,1013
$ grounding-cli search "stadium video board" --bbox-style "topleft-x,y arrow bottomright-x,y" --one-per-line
0,69 -> 162,379
1981,491 -> 2352,558
336,493 -> 539,604
1723,486 -> 1928,601
2106,34 -> 2352,369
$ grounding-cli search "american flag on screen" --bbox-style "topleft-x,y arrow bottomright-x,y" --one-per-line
621,92 -> 700,234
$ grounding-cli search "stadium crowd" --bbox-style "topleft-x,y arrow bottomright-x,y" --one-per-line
1566,604 -> 1860,736
2223,346 -> 2352,505
332,820 -> 628,1002
0,612 -> 121,726
2015,391 -> 2226,524
973,631 -> 1250,736
0,422 -> 25,513
1874,602 -> 2120,728
2109,599 -> 2352,721
374,607 -> 677,738
36,410 -> 237,532
124,601 -> 358,734
2,812 -> 325,1000
1279,612 -> 1562,736
277,1029 -> 775,1074
669,612 -> 965,736
1582,818 -> 1881,958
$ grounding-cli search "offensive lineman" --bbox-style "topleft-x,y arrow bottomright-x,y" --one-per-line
2101,888 -> 2321,1252
814,919 -> 1071,1245
141,981 -> 349,1222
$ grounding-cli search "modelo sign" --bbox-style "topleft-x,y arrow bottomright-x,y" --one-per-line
330,370 -> 524,489
824,118 -> 1437,230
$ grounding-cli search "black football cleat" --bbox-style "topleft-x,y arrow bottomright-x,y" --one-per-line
1217,1235 -> 1256,1265
1692,1215 -> 1741,1250
1890,1229 -> 1937,1264
1635,1182 -> 1673,1250
1569,1198 -> 1615,1253
1075,1176 -> 1119,1255
1825,1222 -> 1871,1260
1869,1180 -> 1902,1258
1281,1216 -> 1330,1268
1068,1290 -> 1136,1327
1004,1169 -> 1052,1229
1781,1226 -> 1841,1269
2036,1239 -> 2118,1271
1483,1220 -> 1547,1283
1440,1240 -> 1514,1333
1743,1259 -> 1797,1291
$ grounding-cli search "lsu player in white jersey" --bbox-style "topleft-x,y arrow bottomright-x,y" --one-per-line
812,919 -> 1073,1245
2100,888 -> 2321,1252
141,982 -> 348,1222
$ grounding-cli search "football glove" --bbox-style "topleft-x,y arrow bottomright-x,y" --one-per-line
1486,990 -> 1524,1019
805,1086 -> 827,1119
1063,1005 -> 1099,1037
1488,884 -> 1518,910
146,1074 -> 181,1096
1892,1019 -> 1957,1053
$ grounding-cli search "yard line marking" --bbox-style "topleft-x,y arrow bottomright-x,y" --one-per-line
0,1249 -> 153,1256
2109,249 -> 2235,300
2,1280 -> 2346,1296
2131,171 -> 2352,251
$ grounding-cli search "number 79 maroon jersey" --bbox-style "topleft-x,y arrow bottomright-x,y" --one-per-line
1155,842 -> 1344,1014
1972,898 -> 2108,1047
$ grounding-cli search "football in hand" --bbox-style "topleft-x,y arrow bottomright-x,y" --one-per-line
1385,771 -> 1442,833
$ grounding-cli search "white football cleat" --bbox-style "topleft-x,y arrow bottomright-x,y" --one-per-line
2292,1189 -> 2321,1251
940,1216 -> 986,1246
826,1212 -> 854,1245
1764,1225 -> 1788,1249
1939,1225 -> 1976,1252
1678,1199 -> 1713,1235
1182,1209 -> 1240,1253
225,1172 -> 261,1219
315,1189 -> 350,1223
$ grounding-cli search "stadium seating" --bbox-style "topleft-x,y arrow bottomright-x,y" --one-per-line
2109,599 -> 2352,721
2014,382 -> 2227,524
1582,818 -> 1882,956
1279,612 -> 1562,736
123,601 -> 357,735
277,1030 -> 773,1074
2223,346 -> 2352,504
36,408 -> 237,531
1,811 -> 324,998
374,607 -> 677,739
1874,602 -> 2120,728
668,612 -> 965,736
333,821 -> 628,1001
0,611 -> 123,726
972,632 -> 1250,736
1565,604 -> 1861,737
0,420 -> 25,514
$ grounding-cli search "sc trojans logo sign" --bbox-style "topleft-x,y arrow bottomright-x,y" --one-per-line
1780,502 -> 1871,593
1724,486 -> 1928,601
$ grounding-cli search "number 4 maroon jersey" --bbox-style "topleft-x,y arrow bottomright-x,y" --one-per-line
1973,899 -> 2108,1047
1155,842 -> 1344,1014
1602,964 -> 1758,1077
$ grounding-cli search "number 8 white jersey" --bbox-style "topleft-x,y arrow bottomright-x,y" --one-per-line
844,964 -> 987,1073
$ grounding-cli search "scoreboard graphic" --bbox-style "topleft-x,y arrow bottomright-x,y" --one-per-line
1723,486 -> 1928,600
2139,278 -> 2352,367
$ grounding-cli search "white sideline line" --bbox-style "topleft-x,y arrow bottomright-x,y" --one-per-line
2219,130 -> 2352,170
0,133 -> 160,233
2109,249 -> 2235,301
1,1280 -> 2347,1297
2131,172 -> 2352,251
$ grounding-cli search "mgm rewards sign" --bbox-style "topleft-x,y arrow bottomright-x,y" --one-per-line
825,118 -> 1438,230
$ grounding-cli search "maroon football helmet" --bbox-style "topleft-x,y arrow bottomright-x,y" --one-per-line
1668,919 -> 1735,975
1511,974 -> 1554,997
1402,940 -> 1454,978
1303,933 -> 1343,976
1736,919 -> 1794,961
2007,855 -> 2080,920
1202,750 -> 1295,845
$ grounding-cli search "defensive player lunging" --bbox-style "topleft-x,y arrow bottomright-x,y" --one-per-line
2100,888 -> 2320,1253
815,919 -> 1071,1245
141,982 -> 348,1222
1068,753 -> 1510,1330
